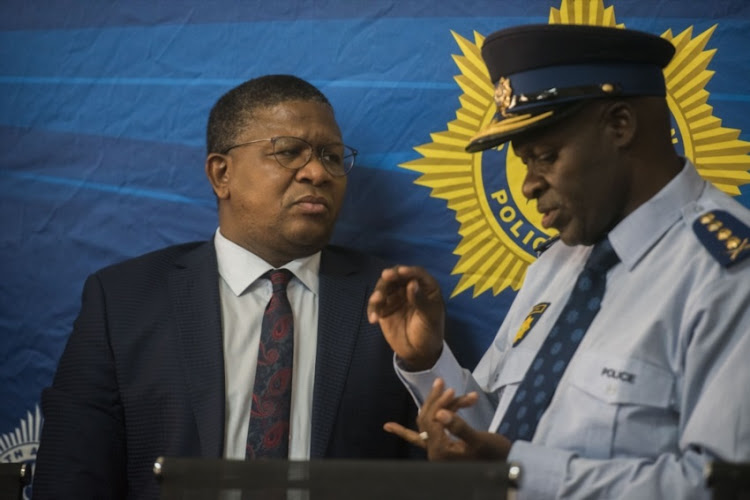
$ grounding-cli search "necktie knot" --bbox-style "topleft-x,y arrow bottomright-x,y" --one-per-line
265,269 -> 293,293
584,238 -> 620,274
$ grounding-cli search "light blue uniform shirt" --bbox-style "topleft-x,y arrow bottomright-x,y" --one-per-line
398,161 -> 750,499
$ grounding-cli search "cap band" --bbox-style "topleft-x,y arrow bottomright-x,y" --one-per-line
504,62 -> 666,114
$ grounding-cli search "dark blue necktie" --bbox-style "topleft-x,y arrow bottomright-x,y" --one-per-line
246,269 -> 294,459
498,238 -> 620,441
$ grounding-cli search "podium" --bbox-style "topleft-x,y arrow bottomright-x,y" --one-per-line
705,461 -> 750,500
154,457 -> 520,500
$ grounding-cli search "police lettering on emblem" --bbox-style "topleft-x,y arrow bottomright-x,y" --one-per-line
601,367 -> 636,384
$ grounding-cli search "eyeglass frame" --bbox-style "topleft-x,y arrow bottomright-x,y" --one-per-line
221,136 -> 358,177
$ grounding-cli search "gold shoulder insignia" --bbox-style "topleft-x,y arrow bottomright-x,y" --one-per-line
693,210 -> 750,267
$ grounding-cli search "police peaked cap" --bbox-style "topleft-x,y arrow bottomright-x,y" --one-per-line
466,24 -> 676,153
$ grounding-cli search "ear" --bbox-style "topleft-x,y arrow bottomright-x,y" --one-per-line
602,100 -> 636,148
205,153 -> 231,200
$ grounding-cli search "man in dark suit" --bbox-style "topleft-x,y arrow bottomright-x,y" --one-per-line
33,74 -> 418,499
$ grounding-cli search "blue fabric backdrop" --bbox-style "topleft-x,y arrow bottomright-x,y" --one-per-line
2,0 -> 749,486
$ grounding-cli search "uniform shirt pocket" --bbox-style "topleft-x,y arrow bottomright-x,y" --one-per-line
568,351 -> 673,406
543,351 -> 677,458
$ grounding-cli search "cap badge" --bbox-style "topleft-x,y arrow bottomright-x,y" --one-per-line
494,77 -> 516,117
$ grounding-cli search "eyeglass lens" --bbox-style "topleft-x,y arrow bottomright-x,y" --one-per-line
272,137 -> 355,176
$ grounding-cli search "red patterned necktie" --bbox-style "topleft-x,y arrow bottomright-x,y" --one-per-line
246,269 -> 294,459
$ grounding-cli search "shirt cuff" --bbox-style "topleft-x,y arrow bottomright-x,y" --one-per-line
394,343 -> 463,405
508,440 -> 571,499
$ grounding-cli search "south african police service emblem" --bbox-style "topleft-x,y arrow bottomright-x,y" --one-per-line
400,0 -> 750,299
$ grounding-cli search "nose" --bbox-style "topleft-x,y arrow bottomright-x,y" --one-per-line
521,170 -> 546,201
295,154 -> 333,185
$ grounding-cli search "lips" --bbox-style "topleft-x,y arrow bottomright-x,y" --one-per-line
293,195 -> 330,215
537,205 -> 558,229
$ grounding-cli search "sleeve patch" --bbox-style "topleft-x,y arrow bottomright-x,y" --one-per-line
692,210 -> 750,267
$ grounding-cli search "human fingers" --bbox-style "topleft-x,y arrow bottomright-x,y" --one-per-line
417,378 -> 454,422
385,420 -> 466,462
423,380 -> 477,416
393,267 -> 442,309
367,267 -> 416,323
366,288 -> 386,324
383,266 -> 442,306
416,379 -> 464,448
416,378 -> 445,430
368,266 -> 442,324
368,266 -> 445,369
434,410 -> 511,460
367,282 -> 406,324
383,422 -> 427,449
445,391 -> 479,412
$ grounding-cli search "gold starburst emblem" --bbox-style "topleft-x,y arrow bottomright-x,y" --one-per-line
400,0 -> 750,299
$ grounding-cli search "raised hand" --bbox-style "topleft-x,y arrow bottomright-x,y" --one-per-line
367,265 -> 445,371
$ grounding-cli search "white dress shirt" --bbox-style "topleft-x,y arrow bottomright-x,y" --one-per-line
214,228 -> 320,460
397,161 -> 750,499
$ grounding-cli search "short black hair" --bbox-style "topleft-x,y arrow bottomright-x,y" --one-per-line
206,74 -> 332,154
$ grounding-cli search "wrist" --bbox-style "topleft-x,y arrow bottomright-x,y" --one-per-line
399,345 -> 443,372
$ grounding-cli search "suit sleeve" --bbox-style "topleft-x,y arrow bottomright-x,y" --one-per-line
33,273 -> 127,500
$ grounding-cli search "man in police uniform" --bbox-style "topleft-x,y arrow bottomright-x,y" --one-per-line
367,24 -> 750,499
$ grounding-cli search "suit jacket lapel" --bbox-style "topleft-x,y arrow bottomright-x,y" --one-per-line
310,248 -> 364,457
168,241 -> 226,457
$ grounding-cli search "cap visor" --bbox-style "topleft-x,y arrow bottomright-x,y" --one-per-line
465,102 -> 589,153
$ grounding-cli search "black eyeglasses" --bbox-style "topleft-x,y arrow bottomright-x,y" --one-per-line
222,136 -> 357,177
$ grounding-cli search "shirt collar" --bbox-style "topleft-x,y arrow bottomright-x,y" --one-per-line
214,228 -> 320,296
608,159 -> 706,271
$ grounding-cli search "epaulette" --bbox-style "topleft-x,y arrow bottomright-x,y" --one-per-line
693,210 -> 750,267
534,235 -> 560,256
